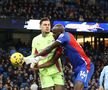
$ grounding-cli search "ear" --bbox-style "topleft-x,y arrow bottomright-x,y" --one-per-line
60,30 -> 63,33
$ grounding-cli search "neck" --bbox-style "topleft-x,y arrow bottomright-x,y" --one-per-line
42,32 -> 50,37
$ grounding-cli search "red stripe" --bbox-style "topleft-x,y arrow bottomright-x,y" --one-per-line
35,48 -> 38,54
55,60 -> 61,72
68,33 -> 91,71
55,47 -> 62,72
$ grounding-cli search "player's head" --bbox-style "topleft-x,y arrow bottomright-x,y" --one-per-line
52,24 -> 65,39
40,17 -> 51,33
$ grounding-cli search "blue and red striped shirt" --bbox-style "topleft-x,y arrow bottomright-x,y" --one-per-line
56,32 -> 91,71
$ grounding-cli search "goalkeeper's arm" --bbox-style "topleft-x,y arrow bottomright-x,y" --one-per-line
36,47 -> 63,69
24,46 -> 40,65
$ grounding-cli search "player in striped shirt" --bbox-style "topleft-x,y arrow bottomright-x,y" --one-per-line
36,24 -> 94,90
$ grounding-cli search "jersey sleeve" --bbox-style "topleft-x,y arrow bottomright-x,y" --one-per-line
99,67 -> 105,86
56,33 -> 68,44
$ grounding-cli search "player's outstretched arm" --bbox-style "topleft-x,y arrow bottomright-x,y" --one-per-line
24,56 -> 44,69
24,56 -> 44,64
35,46 -> 63,69
36,41 -> 61,57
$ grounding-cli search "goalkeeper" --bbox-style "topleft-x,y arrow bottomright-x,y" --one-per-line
24,17 -> 64,90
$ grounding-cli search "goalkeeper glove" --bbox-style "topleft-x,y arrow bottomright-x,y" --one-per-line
24,56 -> 44,68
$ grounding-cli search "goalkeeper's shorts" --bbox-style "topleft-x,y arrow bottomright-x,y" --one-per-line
39,72 -> 64,88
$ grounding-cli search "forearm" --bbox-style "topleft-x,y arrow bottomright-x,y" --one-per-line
37,41 -> 61,56
36,46 -> 52,56
37,60 -> 54,68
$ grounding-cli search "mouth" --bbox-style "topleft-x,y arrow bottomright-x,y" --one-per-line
46,29 -> 50,32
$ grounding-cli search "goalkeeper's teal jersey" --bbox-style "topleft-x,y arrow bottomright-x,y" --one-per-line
30,32 -> 62,75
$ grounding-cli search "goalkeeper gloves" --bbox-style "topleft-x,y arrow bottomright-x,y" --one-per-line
24,56 -> 44,68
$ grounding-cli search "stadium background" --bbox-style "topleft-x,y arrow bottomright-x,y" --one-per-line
0,0 -> 108,90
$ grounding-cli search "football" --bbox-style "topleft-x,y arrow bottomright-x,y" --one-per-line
10,52 -> 24,67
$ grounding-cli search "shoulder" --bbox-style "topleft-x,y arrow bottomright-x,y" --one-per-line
58,33 -> 65,38
104,65 -> 108,69
32,34 -> 42,41
46,32 -> 54,40
58,32 -> 70,40
101,66 -> 108,72
48,32 -> 53,37
49,32 -> 53,35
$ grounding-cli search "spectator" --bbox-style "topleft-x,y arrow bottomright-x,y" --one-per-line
99,65 -> 108,90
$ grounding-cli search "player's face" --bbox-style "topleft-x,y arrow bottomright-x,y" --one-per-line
52,29 -> 61,40
40,21 -> 51,33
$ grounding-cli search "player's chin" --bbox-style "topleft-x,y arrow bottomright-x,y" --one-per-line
45,29 -> 50,32
45,31 -> 50,33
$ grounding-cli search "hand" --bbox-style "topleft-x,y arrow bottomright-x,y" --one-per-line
23,57 -> 34,64
34,56 -> 44,62
34,63 -> 40,70
30,63 -> 39,71
34,63 -> 39,68
30,61 -> 39,69
24,56 -> 44,65
30,56 -> 44,68
98,86 -> 104,90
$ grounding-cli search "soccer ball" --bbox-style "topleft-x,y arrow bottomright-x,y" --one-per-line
10,52 -> 24,67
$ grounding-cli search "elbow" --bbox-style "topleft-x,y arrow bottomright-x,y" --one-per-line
45,47 -> 52,54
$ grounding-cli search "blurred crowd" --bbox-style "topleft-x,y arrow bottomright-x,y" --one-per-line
0,0 -> 108,22
0,46 -> 38,90
0,40 -> 108,90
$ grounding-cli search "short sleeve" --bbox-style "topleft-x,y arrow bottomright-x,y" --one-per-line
56,33 -> 69,44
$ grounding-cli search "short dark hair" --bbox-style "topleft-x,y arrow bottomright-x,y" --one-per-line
40,17 -> 50,25
52,24 -> 65,31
